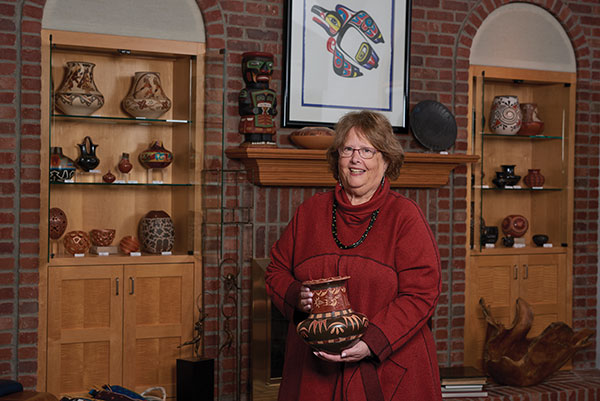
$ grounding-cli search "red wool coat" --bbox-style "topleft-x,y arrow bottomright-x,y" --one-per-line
265,179 -> 442,401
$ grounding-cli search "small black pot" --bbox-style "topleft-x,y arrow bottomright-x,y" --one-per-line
502,236 -> 515,247
532,234 -> 549,247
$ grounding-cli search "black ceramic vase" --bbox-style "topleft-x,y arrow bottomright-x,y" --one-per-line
76,136 -> 100,171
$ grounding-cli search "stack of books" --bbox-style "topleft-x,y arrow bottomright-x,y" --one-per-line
439,366 -> 488,398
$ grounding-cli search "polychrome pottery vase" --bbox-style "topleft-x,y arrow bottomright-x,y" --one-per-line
489,95 -> 522,135
48,207 -> 67,240
54,61 -> 104,116
49,146 -> 76,182
296,276 -> 368,353
139,140 -> 173,169
138,210 -> 174,254
122,72 -> 172,119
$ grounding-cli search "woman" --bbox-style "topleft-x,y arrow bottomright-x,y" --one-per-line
265,110 -> 442,401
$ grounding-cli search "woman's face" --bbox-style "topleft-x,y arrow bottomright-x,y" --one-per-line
338,127 -> 388,205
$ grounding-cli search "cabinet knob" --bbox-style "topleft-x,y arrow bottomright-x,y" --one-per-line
513,265 -> 518,280
129,277 -> 135,295
523,264 -> 529,279
116,277 -> 119,296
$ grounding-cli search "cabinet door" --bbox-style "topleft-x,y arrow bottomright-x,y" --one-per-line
466,255 -> 520,368
519,253 -> 567,337
47,265 -> 123,396
122,263 -> 194,396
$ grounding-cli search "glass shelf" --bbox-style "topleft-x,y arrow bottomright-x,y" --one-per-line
51,113 -> 192,125
480,186 -> 562,191
481,132 -> 562,140
50,181 -> 193,187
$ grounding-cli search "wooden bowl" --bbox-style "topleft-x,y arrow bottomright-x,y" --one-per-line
289,127 -> 335,150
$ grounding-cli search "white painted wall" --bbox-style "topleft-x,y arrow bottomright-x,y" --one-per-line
42,0 -> 205,43
470,3 -> 575,73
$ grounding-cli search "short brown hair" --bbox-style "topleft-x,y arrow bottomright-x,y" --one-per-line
326,110 -> 405,181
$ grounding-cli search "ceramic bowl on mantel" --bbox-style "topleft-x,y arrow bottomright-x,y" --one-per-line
289,127 -> 335,150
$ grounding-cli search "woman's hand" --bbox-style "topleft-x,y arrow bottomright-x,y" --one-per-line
297,285 -> 313,312
313,340 -> 372,363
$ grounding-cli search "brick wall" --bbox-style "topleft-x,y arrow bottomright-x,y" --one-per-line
0,0 -> 597,400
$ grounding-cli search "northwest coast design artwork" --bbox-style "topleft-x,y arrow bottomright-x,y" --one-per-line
311,4 -> 384,78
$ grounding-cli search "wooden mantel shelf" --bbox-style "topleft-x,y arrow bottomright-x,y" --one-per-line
225,147 -> 479,188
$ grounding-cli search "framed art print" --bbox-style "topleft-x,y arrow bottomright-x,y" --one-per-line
282,0 -> 412,131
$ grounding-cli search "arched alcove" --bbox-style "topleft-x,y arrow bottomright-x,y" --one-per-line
42,0 -> 205,43
470,3 -> 575,72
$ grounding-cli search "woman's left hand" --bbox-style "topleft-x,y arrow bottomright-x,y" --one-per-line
313,340 -> 371,363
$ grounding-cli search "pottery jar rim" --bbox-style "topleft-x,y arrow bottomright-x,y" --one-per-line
302,275 -> 350,287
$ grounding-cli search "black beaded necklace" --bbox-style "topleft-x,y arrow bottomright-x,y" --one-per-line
331,199 -> 380,250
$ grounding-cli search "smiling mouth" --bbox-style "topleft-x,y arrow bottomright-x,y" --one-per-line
349,168 -> 364,174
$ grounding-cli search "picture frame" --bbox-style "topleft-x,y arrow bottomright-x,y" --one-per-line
282,0 -> 412,131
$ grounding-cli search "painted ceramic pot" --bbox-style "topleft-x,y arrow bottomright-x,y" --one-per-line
139,140 -> 173,169
489,95 -> 522,135
118,153 -> 133,174
49,146 -> 76,182
138,210 -> 175,254
518,103 -> 544,136
48,207 -> 68,240
523,169 -> 545,188
501,214 -> 529,238
122,72 -> 172,119
76,136 -> 100,172
119,235 -> 140,254
54,61 -> 104,116
63,230 -> 91,255
296,276 -> 368,353
90,229 -> 116,247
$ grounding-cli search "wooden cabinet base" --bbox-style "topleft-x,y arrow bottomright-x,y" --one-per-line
176,358 -> 214,401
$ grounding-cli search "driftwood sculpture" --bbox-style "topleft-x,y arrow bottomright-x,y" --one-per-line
480,297 -> 593,386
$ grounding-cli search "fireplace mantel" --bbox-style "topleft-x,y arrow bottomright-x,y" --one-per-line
225,147 -> 479,188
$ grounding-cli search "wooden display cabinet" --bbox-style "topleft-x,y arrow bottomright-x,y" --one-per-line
465,66 -> 576,368
39,30 -> 207,398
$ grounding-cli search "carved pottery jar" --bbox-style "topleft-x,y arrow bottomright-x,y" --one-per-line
54,61 -> 104,116
523,169 -> 545,188
49,146 -> 76,182
76,136 -> 100,172
102,170 -> 116,183
90,229 -> 116,247
138,210 -> 175,254
122,72 -> 172,119
139,140 -> 173,169
489,95 -> 522,135
296,276 -> 368,353
501,214 -> 529,238
119,235 -> 140,255
63,230 -> 91,255
48,207 -> 68,240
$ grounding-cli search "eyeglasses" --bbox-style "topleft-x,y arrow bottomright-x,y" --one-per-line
338,146 -> 378,159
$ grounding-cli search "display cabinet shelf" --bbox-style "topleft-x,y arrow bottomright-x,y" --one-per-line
51,113 -> 193,124
465,65 -> 576,369
40,29 -> 209,398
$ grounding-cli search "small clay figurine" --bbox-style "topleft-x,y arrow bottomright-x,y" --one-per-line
238,52 -> 277,145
